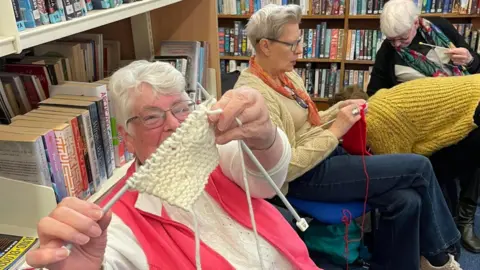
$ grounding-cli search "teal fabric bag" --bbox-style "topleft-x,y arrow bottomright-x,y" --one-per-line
303,220 -> 362,265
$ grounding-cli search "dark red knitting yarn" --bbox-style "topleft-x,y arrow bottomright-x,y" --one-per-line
339,103 -> 370,270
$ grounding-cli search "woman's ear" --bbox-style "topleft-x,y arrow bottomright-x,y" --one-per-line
257,39 -> 271,56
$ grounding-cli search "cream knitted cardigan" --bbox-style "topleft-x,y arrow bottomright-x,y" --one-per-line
235,69 -> 343,194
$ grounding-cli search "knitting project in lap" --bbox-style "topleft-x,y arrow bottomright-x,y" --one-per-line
127,101 -> 220,211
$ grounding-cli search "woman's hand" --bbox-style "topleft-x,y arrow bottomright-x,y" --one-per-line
445,47 -> 473,66
208,86 -> 276,150
328,104 -> 362,139
26,197 -> 111,270
340,99 -> 368,111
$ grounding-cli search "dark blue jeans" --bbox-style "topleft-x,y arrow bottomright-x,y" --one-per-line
288,146 -> 460,270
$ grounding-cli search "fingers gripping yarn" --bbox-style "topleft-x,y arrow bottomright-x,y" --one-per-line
126,103 -> 220,212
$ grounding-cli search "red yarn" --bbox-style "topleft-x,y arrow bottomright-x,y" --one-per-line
340,104 -> 371,270
342,104 -> 371,156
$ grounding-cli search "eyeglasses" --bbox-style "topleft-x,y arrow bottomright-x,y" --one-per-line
261,38 -> 303,52
126,100 -> 196,130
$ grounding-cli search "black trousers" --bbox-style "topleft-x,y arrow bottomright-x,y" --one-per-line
429,127 -> 480,214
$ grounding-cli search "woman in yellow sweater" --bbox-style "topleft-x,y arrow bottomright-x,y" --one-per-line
336,77 -> 480,253
235,4 -> 461,270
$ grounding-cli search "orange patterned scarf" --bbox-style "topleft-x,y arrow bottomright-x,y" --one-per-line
248,56 -> 321,126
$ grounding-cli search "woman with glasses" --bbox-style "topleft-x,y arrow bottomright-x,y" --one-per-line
368,0 -> 480,96
368,0 -> 480,254
26,60 -> 320,270
235,4 -> 462,270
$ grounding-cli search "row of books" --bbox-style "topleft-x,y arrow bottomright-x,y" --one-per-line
415,0 -> 480,15
221,60 -> 371,99
217,0 -> 310,16
220,59 -> 248,73
3,34 -> 121,87
219,22 -> 386,62
297,63 -> 340,98
297,64 -> 372,98
11,0 -> 137,31
0,81 -> 134,203
454,23 -> 480,54
217,0 -> 479,16
344,67 -> 372,92
345,29 -> 385,61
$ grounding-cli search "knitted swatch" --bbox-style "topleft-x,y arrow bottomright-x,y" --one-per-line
127,102 -> 220,211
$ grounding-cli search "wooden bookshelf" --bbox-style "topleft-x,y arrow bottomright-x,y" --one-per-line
217,0 -> 480,101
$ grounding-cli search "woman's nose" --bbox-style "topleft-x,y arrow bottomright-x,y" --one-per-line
163,111 -> 181,132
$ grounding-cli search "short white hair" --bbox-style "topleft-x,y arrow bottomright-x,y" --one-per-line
108,60 -> 186,129
380,0 -> 419,38
246,4 -> 302,48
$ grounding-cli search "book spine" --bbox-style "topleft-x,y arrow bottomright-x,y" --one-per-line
96,98 -> 114,178
108,97 -> 126,168
54,0 -> 66,21
45,0 -> 61,23
64,126 -> 84,198
18,0 -> 41,28
74,116 -> 95,196
61,0 -> 76,20
87,104 -> 109,183
35,137 -> 52,187
72,0 -> 83,17
35,0 -> 50,24
69,118 -> 90,198
11,0 -> 26,31
80,112 -> 102,190
43,130 -> 68,201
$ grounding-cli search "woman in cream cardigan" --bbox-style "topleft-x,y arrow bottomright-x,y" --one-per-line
235,4 -> 462,270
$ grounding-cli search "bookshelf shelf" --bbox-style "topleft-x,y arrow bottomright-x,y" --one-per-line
348,13 -> 480,19
0,36 -> 16,58
218,14 -> 345,19
345,60 -> 375,64
312,97 -> 329,102
0,0 -> 181,57
220,55 -> 341,63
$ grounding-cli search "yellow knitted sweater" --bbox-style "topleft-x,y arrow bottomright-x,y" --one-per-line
235,69 -> 343,195
367,74 -> 480,156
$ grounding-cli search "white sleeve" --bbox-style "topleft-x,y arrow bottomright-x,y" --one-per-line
102,214 -> 149,270
217,127 -> 291,199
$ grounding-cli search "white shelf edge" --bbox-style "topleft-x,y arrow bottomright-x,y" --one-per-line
0,0 -> 181,57
0,36 -> 16,57
88,160 -> 134,203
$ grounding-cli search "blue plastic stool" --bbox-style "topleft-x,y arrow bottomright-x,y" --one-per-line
287,197 -> 370,225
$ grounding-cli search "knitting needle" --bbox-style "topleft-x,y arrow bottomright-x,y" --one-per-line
197,83 -> 309,231
418,42 -> 448,50
419,42 -> 467,72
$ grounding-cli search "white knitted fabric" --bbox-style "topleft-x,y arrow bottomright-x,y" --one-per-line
127,102 -> 220,211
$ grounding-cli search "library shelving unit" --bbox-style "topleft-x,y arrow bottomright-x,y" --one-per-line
0,0 -> 221,240
217,1 -> 480,110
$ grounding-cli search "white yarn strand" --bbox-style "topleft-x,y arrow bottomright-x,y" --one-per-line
236,122 -> 264,269
192,210 -> 202,270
